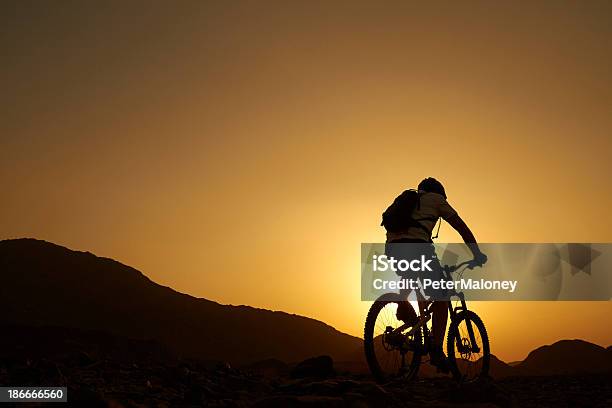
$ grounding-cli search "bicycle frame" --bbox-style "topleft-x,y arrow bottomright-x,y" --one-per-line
396,263 -> 481,356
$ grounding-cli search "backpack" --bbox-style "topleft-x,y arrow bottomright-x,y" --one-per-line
381,189 -> 431,233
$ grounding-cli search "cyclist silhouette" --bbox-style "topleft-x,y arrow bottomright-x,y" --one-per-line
385,177 -> 487,371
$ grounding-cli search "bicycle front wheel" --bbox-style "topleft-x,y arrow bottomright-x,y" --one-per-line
446,310 -> 490,382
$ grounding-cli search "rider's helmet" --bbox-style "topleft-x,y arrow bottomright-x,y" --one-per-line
418,177 -> 447,199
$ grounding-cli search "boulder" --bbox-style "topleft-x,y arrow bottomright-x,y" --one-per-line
290,356 -> 335,379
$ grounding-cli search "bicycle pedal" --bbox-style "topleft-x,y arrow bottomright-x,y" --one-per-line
384,331 -> 405,347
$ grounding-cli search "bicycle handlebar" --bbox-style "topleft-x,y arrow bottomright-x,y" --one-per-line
443,259 -> 485,274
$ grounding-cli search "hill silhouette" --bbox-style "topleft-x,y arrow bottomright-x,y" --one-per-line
483,355 -> 516,379
466,341 -> 612,379
462,340 -> 612,379
0,238 -> 361,365
514,339 -> 612,376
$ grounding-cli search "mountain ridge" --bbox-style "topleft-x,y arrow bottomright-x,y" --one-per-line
513,338 -> 612,376
0,238 -> 361,364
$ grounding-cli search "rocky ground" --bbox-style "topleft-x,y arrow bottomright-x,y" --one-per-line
1,352 -> 610,408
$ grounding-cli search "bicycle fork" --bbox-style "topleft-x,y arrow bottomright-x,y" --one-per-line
454,296 -> 480,354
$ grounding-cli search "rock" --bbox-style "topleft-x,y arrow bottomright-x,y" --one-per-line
247,358 -> 289,378
342,392 -> 369,408
291,356 -> 335,379
183,384 -> 206,405
35,358 -> 65,384
9,363 -> 42,385
447,376 -> 514,407
295,380 -> 341,395
79,351 -> 97,366
254,395 -> 344,407
69,386 -> 107,408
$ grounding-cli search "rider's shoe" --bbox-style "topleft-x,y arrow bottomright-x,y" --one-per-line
384,330 -> 406,348
395,302 -> 418,326
430,348 -> 450,373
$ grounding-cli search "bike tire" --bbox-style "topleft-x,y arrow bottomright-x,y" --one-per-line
446,310 -> 490,382
364,299 -> 422,383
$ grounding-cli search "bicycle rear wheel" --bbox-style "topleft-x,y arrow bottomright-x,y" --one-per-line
364,299 -> 422,383
446,310 -> 490,382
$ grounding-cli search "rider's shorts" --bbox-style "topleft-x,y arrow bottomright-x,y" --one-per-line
385,238 -> 450,301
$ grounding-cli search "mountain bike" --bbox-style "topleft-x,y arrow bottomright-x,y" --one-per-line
364,260 -> 490,383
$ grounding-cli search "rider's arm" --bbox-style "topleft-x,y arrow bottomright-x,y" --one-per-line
445,213 -> 486,263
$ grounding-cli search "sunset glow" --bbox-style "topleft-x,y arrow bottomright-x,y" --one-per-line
2,1 -> 611,362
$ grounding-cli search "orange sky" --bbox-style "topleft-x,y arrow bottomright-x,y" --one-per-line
2,1 -> 611,361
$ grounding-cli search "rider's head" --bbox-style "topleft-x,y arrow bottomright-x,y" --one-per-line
418,177 -> 447,199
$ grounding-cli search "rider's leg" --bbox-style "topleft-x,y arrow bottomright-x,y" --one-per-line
432,301 -> 449,348
430,301 -> 450,372
396,289 -> 418,325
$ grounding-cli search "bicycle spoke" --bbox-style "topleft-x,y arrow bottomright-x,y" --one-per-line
454,316 -> 485,381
